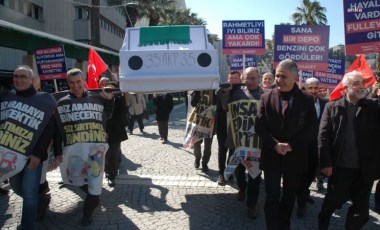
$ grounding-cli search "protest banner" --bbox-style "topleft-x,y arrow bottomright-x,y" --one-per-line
274,25 -> 329,71
228,55 -> 257,71
55,93 -> 109,195
224,99 -> 261,180
0,91 -> 56,182
343,0 -> 380,55
300,58 -> 345,89
183,91 -> 216,149
59,143 -> 107,195
34,45 -> 67,80
222,20 -> 265,55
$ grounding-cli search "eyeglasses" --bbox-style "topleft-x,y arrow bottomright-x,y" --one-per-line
13,74 -> 31,80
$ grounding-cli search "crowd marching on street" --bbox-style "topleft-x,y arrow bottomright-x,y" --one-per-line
0,59 -> 380,230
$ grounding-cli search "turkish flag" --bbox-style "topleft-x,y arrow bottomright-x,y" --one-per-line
329,54 -> 376,101
87,47 -> 108,89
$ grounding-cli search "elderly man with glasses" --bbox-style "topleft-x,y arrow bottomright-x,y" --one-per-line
1,65 -> 57,230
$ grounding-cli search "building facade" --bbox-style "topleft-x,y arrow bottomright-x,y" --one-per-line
0,0 -> 186,89
0,0 -> 126,74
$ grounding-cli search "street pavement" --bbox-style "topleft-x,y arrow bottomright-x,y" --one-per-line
0,102 -> 379,230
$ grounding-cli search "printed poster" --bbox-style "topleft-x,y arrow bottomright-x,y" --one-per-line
56,94 -> 109,195
274,25 -> 330,71
223,20 -> 266,55
0,92 -> 56,182
60,143 -> 108,195
224,99 -> 261,180
343,0 -> 380,55
184,92 -> 216,149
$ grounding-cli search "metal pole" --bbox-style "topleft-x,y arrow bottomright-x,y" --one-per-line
53,79 -> 59,92
243,54 -> 246,70
298,70 -> 303,89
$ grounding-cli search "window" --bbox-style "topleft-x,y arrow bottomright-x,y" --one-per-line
0,0 -> 9,7
100,18 -> 104,28
25,2 -> 43,20
75,7 -> 89,20
100,16 -> 125,38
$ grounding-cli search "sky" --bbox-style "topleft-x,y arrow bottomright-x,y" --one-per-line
185,0 -> 345,47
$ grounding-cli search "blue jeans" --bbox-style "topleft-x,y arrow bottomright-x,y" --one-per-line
10,163 -> 42,230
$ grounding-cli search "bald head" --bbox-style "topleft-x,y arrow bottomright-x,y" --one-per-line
243,67 -> 260,91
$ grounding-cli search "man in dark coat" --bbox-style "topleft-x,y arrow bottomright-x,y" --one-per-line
2,65 -> 57,230
296,77 -> 328,217
318,71 -> 380,230
189,90 -> 216,173
153,93 -> 173,144
372,82 -> 380,213
215,71 -> 241,185
222,67 -> 264,219
103,80 -> 128,187
255,59 -> 318,230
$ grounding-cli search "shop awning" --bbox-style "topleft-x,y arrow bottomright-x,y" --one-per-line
0,19 -> 119,65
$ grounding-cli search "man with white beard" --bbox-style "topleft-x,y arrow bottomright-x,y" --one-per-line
318,71 -> 380,230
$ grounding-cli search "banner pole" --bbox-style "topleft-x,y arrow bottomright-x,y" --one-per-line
243,54 -> 246,70
53,79 -> 59,92
298,70 -> 303,89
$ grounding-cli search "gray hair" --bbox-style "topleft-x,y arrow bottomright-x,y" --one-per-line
277,59 -> 298,77
99,77 -> 110,83
15,65 -> 34,78
67,68 -> 84,79
342,70 -> 363,87
263,72 -> 274,78
305,77 -> 320,86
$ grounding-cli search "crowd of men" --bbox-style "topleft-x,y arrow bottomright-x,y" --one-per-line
0,59 -> 380,229
189,59 -> 380,230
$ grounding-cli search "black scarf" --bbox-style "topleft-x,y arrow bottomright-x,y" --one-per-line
69,90 -> 88,98
279,83 -> 298,101
16,86 -> 36,97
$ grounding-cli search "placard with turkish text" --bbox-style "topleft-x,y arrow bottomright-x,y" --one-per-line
274,25 -> 329,71
223,20 -> 266,55
343,0 -> 380,55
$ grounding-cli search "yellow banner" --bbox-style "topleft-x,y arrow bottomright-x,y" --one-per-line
227,99 -> 260,149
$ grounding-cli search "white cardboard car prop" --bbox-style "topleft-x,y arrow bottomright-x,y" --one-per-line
119,25 -> 220,93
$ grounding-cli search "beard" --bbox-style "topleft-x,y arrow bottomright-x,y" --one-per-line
347,88 -> 366,100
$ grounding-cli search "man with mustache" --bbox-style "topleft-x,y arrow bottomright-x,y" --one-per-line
318,71 -> 380,230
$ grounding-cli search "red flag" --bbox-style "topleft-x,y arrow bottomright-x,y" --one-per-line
87,47 -> 108,89
329,54 -> 376,101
